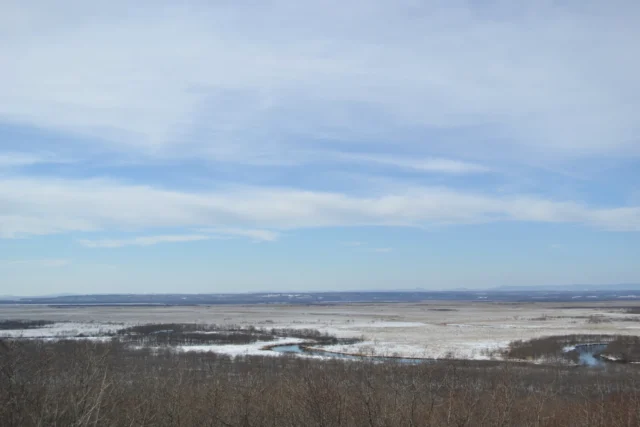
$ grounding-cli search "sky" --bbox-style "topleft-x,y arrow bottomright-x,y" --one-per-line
1,0 -> 639,295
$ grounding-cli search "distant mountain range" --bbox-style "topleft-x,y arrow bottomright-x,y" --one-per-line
354,284 -> 640,293
4,284 -> 640,301
2,286 -> 640,305
491,284 -> 640,292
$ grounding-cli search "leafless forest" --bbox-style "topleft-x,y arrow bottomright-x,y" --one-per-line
3,337 -> 640,427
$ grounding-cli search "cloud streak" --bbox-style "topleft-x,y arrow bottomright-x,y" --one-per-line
78,234 -> 212,248
198,228 -> 280,242
329,153 -> 491,174
0,152 -> 68,168
0,177 -> 638,240
78,228 -> 280,248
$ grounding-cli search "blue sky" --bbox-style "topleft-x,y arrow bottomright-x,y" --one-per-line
1,1 -> 639,295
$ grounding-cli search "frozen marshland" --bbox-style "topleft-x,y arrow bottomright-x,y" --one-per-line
2,301 -> 640,361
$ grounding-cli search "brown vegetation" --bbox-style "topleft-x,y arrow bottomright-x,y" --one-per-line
0,320 -> 55,330
117,323 -> 354,346
504,334 -> 617,363
2,338 -> 640,426
603,336 -> 640,363
586,315 -> 612,324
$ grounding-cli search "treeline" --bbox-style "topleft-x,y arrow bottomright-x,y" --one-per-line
0,320 -> 55,330
116,323 -> 353,347
505,334 -> 618,363
118,323 -> 276,346
603,336 -> 640,362
2,339 -> 640,426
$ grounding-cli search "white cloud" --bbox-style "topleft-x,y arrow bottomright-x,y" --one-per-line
0,153 -> 42,168
78,234 -> 212,248
2,2 -> 639,292
199,228 -> 280,242
1,0 -> 638,167
0,152 -> 67,168
0,177 -> 638,240
78,228 -> 279,248
342,241 -> 365,247
328,153 -> 490,174
77,228 -> 279,248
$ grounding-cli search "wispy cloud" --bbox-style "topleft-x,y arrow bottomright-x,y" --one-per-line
1,2 -> 639,292
78,228 -> 279,248
0,152 -> 68,169
331,153 -> 490,174
342,241 -> 364,247
198,228 -> 280,242
1,1 -> 638,167
1,177 -> 639,240
78,234 -> 212,248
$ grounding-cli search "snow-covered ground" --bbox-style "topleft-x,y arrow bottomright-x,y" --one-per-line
2,302 -> 640,361
176,337 -> 305,357
360,321 -> 425,328
317,339 -> 511,360
0,321 -> 124,338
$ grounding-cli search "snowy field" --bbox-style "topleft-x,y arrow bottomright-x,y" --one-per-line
0,321 -> 124,339
2,301 -> 640,360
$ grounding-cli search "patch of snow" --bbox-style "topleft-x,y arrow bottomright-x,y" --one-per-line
599,354 -> 620,361
318,339 -> 509,361
176,337 -> 306,357
363,322 -> 424,328
39,336 -> 115,342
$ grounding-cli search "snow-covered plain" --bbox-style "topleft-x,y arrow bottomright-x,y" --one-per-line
2,302 -> 640,361
0,321 -> 124,338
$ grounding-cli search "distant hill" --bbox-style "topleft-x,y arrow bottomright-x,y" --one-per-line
492,284 -> 640,292
4,288 -> 640,306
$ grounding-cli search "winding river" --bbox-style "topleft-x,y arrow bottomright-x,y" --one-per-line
270,344 -> 432,364
272,342 -> 614,367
